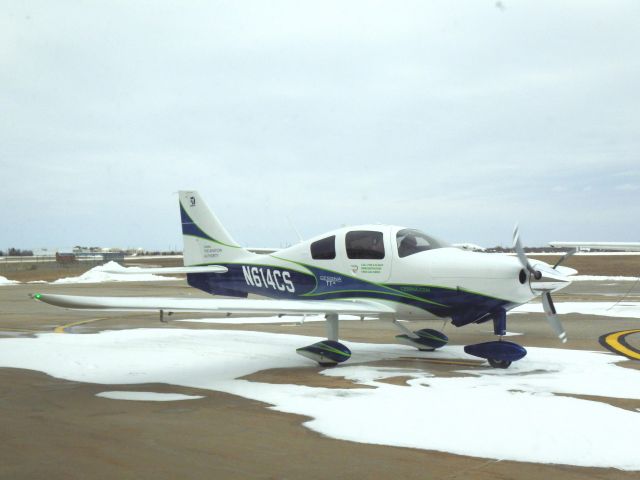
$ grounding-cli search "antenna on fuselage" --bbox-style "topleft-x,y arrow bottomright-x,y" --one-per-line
286,216 -> 304,244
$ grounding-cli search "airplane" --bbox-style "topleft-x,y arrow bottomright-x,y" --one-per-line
32,191 -> 577,369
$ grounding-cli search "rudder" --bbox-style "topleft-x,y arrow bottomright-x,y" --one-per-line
179,191 -> 251,265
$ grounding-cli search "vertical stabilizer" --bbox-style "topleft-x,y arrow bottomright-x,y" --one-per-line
179,191 -> 250,265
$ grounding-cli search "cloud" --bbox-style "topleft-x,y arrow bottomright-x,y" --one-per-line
1,1 -> 640,248
615,184 -> 640,191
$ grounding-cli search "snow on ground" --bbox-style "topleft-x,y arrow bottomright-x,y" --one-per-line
96,391 -> 204,401
52,261 -> 179,284
520,252 -> 640,256
125,255 -> 183,260
0,328 -> 639,469
0,275 -> 19,286
512,301 -> 640,319
481,330 -> 523,336
179,301 -> 640,326
571,275 -> 640,281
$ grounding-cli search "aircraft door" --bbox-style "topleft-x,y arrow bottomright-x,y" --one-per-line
342,227 -> 392,283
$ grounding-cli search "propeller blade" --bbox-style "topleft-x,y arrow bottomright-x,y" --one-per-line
512,225 -> 541,279
553,248 -> 578,269
541,292 -> 567,343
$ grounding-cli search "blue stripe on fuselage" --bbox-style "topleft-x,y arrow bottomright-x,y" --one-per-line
186,263 -> 512,326
187,264 -> 316,299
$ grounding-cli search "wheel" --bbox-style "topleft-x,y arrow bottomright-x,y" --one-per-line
488,358 -> 512,369
296,340 -> 351,365
318,361 -> 338,367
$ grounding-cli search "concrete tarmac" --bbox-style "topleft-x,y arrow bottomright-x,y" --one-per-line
1,279 -> 640,479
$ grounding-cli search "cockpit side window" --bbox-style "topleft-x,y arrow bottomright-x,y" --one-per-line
311,235 -> 336,260
346,231 -> 385,259
397,229 -> 444,258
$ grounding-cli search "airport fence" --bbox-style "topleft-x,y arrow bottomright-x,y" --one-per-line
0,256 -> 104,274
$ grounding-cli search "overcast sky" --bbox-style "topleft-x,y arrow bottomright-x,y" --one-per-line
2,1 -> 639,250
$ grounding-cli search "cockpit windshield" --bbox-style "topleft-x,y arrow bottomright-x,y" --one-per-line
396,229 -> 448,258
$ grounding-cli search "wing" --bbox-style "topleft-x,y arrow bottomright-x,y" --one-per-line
452,243 -> 486,252
31,293 -> 395,316
549,241 -> 640,252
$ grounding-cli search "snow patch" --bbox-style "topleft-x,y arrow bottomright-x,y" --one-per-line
571,275 -> 640,282
483,330 -> 522,336
0,328 -> 639,469
512,301 -> 640,319
0,275 -> 19,286
52,261 -> 179,284
522,252 -> 640,256
97,391 -> 204,401
321,366 -> 428,384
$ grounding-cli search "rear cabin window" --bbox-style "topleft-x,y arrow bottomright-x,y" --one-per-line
346,231 -> 385,259
311,235 -> 336,260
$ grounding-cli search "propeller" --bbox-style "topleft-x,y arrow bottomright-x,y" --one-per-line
541,291 -> 568,343
553,247 -> 578,269
512,225 -> 542,280
512,225 -> 568,343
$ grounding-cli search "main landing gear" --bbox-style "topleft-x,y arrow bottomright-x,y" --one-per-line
393,310 -> 527,369
296,314 -> 351,366
464,309 -> 527,369
393,320 -> 449,351
295,315 -> 450,367
295,310 -> 527,369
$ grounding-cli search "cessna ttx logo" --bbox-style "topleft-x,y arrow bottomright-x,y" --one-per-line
242,266 -> 295,292
319,275 -> 342,287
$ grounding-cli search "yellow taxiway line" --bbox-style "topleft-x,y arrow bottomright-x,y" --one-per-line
54,318 -> 106,334
599,329 -> 640,360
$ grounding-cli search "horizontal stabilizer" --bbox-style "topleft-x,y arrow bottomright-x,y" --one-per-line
246,247 -> 279,255
31,293 -> 395,316
102,265 -> 228,275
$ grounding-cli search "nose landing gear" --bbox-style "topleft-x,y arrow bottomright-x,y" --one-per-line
488,358 -> 512,369
464,340 -> 526,368
464,308 -> 527,369
393,320 -> 449,351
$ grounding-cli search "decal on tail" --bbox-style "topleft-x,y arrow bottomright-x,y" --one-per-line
179,191 -> 251,265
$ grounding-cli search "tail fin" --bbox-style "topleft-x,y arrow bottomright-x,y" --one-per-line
179,191 -> 250,266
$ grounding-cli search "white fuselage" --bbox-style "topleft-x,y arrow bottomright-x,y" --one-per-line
211,224 -> 551,322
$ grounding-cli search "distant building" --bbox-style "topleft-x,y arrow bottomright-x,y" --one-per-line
102,252 -> 125,262
33,248 -> 55,257
55,251 -> 76,264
